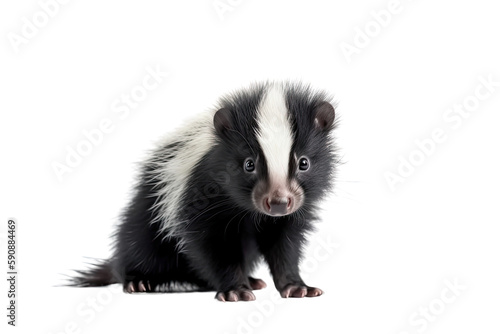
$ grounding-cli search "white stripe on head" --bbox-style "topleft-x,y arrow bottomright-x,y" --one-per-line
256,84 -> 293,186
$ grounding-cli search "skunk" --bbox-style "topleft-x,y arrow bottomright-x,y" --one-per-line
71,81 -> 338,301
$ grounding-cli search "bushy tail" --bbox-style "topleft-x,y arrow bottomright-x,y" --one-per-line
67,259 -> 118,287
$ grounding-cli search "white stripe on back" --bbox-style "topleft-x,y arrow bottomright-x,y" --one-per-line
149,110 -> 216,239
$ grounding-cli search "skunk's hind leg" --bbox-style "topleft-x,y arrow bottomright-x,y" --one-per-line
124,280 -> 153,293
116,239 -> 213,294
124,276 -> 266,293
122,270 -> 212,293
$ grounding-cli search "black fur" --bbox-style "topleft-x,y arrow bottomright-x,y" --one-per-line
70,82 -> 338,301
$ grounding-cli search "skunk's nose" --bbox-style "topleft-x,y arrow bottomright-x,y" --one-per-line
264,196 -> 293,216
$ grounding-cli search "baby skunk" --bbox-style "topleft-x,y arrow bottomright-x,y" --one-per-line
71,81 -> 337,302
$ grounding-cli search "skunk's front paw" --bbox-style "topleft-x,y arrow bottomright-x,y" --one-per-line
279,284 -> 323,298
215,288 -> 256,302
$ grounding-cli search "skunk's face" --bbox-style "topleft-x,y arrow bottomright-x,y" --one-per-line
214,84 -> 336,217
248,154 -> 306,217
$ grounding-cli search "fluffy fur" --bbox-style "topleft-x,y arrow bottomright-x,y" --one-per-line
70,81 -> 338,301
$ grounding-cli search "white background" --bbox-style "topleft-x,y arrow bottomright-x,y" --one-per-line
1,0 -> 499,333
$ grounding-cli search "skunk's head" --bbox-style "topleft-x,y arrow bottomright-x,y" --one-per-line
213,82 -> 336,217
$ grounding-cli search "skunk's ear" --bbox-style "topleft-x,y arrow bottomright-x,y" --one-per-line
213,108 -> 232,136
314,102 -> 335,131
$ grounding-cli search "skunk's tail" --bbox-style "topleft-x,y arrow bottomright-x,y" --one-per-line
67,259 -> 118,287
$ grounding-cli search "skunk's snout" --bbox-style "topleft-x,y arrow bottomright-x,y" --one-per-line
264,196 -> 293,216
253,184 -> 303,217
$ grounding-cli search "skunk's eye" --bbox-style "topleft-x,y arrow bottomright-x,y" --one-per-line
298,157 -> 310,171
244,159 -> 255,172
